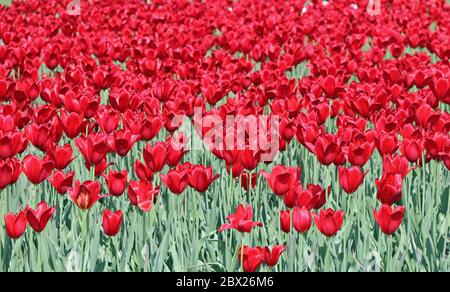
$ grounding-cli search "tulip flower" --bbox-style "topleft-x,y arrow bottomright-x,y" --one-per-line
102,209 -> 123,237
238,246 -> 264,272
313,208 -> 344,237
375,173 -> 403,205
4,209 -> 27,240
25,201 -> 56,233
373,204 -> 405,235
218,204 -> 263,233
160,168 -> 189,195
134,159 -> 154,182
261,165 -> 301,196
188,165 -> 220,193
292,207 -> 312,234
128,180 -> 160,212
103,170 -> 128,197
47,143 -> 75,170
0,131 -> 27,159
143,142 -> 167,173
23,155 -> 55,185
48,170 -> 74,195
0,158 -> 22,190
75,133 -> 110,166
263,245 -> 286,267
279,210 -> 291,233
68,180 -> 107,210
240,172 -> 257,191
338,166 -> 368,194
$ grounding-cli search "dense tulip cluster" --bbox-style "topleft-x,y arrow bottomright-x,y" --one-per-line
0,0 -> 449,272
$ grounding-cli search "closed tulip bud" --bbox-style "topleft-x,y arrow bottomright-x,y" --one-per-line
102,210 -> 123,237
292,207 -> 312,234
279,210 -> 291,233
103,170 -> 128,197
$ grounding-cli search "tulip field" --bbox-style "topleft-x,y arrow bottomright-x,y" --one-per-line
0,0 -> 449,273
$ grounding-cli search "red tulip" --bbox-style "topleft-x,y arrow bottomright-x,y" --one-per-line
218,204 -> 263,233
127,180 -> 160,212
279,210 -> 291,233
309,134 -> 339,166
0,131 -> 27,159
96,107 -> 120,134
76,133 -> 110,166
401,138 -> 423,163
373,204 -> 405,235
313,208 -> 344,237
23,155 -> 55,185
0,158 -> 21,190
261,165 -> 301,196
240,172 -> 257,191
47,143 -> 75,170
188,165 -> 220,193
26,122 -> 55,152
4,210 -> 27,239
160,168 -> 189,195
292,207 -> 312,234
143,142 -> 167,173
165,135 -> 188,167
375,173 -> 403,205
102,210 -> 123,237
263,245 -> 286,267
108,130 -> 139,157
25,201 -> 56,233
60,111 -> 87,139
238,246 -> 264,272
103,170 -> 128,197
348,141 -> 375,167
48,170 -> 74,195
134,160 -> 154,182
338,166 -> 368,194
68,180 -> 107,210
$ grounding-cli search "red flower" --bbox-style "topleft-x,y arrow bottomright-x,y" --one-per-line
348,141 -> 375,167
68,180 -> 107,210
188,165 -> 220,193
238,246 -> 264,272
292,207 -> 312,234
0,158 -> 21,190
279,210 -> 291,233
375,173 -> 403,205
48,170 -> 74,195
47,143 -> 75,170
0,131 -> 26,159
76,133 -> 110,166
309,134 -> 339,166
338,166 -> 368,194
218,204 -> 263,233
143,142 -> 167,173
127,180 -> 160,212
4,210 -> 27,239
102,209 -> 123,237
134,160 -> 154,182
373,204 -> 405,235
103,170 -> 128,197
313,208 -> 344,237
25,201 -> 56,233
261,165 -> 301,196
23,155 -> 55,185
160,168 -> 189,195
240,172 -> 257,191
263,245 -> 286,267
60,110 -> 87,139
